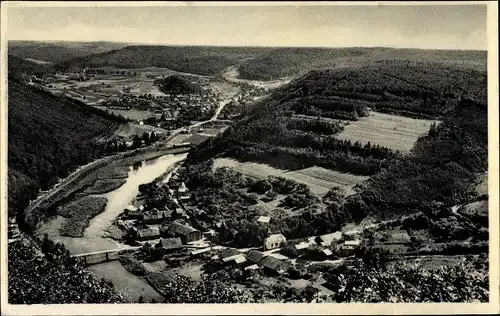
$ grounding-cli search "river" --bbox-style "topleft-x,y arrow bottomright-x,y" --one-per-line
38,153 -> 187,255
36,153 -> 187,303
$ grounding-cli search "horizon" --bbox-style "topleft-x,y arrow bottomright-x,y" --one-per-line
7,39 -> 488,52
6,5 -> 487,50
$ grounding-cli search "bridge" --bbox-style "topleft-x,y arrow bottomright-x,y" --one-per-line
72,246 -> 141,266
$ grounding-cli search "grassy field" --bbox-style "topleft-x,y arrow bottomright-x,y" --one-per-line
213,158 -> 367,197
335,111 -> 439,153
84,179 -> 127,195
88,260 -> 163,303
58,196 -> 108,237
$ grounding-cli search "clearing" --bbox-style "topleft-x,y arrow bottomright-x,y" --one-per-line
335,111 -> 439,153
213,158 -> 368,197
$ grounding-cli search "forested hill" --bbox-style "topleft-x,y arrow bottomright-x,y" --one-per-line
243,63 -> 487,120
154,75 -> 202,95
54,45 -> 272,76
187,62 -> 488,222
237,47 -> 487,81
8,55 -> 51,79
8,40 -> 131,64
8,79 -> 123,220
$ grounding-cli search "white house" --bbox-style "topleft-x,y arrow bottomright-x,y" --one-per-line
264,234 -> 287,250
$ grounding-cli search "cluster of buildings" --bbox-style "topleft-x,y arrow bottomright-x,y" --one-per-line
117,171 -> 204,250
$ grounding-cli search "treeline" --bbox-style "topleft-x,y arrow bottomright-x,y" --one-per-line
189,116 -> 399,176
8,79 -> 123,219
286,118 -> 344,135
338,99 -> 488,222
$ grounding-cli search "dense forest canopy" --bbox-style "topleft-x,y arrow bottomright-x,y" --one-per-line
8,78 -> 123,220
8,40 -> 131,64
53,45 -> 273,75
237,47 -> 487,81
154,75 -> 202,95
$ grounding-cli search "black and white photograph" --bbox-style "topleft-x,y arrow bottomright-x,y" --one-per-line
1,1 -> 498,315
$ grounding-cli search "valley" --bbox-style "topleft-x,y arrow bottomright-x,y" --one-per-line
7,41 -> 490,304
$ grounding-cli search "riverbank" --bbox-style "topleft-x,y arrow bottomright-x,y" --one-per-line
36,153 -> 187,255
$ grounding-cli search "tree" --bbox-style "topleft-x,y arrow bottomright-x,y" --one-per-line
138,295 -> 144,303
142,132 -> 151,146
132,134 -> 142,148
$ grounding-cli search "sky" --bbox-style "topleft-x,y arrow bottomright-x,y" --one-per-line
6,3 -> 488,50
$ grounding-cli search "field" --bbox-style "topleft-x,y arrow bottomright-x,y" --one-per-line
57,196 -> 108,237
335,112 -> 440,153
213,158 -> 368,197
84,179 -> 127,195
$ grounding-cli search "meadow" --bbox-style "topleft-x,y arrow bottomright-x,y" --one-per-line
335,112 -> 440,153
213,158 -> 368,197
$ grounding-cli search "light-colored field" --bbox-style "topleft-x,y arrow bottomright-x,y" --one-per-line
213,158 -> 368,196
169,133 -> 192,144
335,112 -> 440,153
88,261 -> 163,303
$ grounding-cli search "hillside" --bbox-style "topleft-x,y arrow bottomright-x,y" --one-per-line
8,79 -> 123,221
185,62 -> 488,229
55,45 -> 273,76
8,55 -> 51,79
8,40 -> 131,64
154,75 -> 202,95
237,47 -> 487,81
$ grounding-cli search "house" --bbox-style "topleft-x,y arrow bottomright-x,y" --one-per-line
264,234 -> 287,250
344,229 -> 361,240
246,250 -> 267,264
203,229 -> 216,238
124,210 -> 144,220
258,256 -> 291,275
304,245 -> 334,261
219,248 -> 247,264
222,254 -> 247,266
178,182 -> 188,194
318,232 -> 343,247
126,205 -> 138,212
174,207 -> 189,219
143,209 -> 173,224
135,226 -> 160,241
155,237 -> 183,253
338,240 -> 361,257
165,222 -> 202,244
257,216 -> 271,223
244,264 -> 260,271
281,242 -> 308,258
220,248 -> 241,259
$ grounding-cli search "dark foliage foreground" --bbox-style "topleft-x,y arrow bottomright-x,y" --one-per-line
8,238 -> 123,304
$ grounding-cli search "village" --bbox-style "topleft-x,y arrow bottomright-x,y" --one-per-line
25,69 -> 268,128
105,166 -> 392,302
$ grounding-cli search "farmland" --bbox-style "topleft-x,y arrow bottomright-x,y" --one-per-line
335,112 -> 440,153
213,158 -> 367,197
